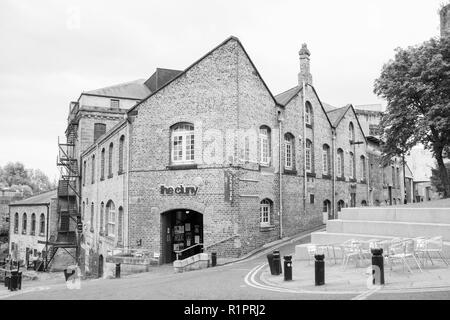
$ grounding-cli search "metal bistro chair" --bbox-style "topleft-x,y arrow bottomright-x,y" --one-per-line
417,236 -> 449,267
388,239 -> 422,273
341,239 -> 364,270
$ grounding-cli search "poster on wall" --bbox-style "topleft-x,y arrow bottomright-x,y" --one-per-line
194,225 -> 200,234
174,225 -> 184,234
185,223 -> 191,232
194,235 -> 200,244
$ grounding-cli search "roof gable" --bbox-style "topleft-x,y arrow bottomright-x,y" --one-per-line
328,104 -> 367,142
128,36 -> 282,115
83,79 -> 152,100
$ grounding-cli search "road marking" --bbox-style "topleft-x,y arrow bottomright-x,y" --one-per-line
352,288 -> 381,300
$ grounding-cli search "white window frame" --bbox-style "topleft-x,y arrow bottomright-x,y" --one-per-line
349,152 -> 355,179
306,140 -> 312,173
171,123 -> 195,164
305,103 -> 312,126
284,136 -> 293,170
260,128 -> 270,166
110,99 -> 120,108
260,199 -> 271,227
361,156 -> 366,180
322,146 -> 329,175
337,151 -> 343,177
107,204 -> 116,237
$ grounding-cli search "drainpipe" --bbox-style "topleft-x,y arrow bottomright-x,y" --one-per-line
126,115 -> 131,250
277,111 -> 283,239
302,81 -> 307,216
332,130 -> 336,219
45,203 -> 49,270
402,153 -> 406,204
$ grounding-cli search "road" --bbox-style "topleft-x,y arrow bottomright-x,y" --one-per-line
2,234 -> 450,301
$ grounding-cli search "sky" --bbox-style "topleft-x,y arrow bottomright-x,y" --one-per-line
0,0 -> 446,180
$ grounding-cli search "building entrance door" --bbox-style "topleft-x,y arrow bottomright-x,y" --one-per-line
161,209 -> 203,264
388,187 -> 393,205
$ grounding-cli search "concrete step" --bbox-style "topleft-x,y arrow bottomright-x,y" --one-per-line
327,220 -> 450,241
338,208 -> 450,224
294,232 -> 450,261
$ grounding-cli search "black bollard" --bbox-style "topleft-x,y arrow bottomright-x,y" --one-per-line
283,256 -> 292,281
211,252 -> 217,267
371,248 -> 385,285
63,269 -> 75,281
115,264 -> 121,278
273,250 -> 282,275
266,253 -> 275,275
315,254 -> 325,286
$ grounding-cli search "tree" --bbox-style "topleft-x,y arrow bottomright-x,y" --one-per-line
29,169 -> 55,194
374,37 -> 450,198
431,162 -> 450,194
2,162 -> 29,187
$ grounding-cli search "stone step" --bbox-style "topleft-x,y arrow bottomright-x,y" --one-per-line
173,253 -> 209,273
327,220 -> 450,241
294,232 -> 450,261
338,208 -> 450,224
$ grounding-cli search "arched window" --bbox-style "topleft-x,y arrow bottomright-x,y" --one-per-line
284,133 -> 294,170
306,139 -> 313,173
349,152 -> 355,179
323,200 -> 332,220
100,148 -> 105,180
39,214 -> 45,236
361,200 -> 368,207
360,156 -> 366,181
22,213 -> 27,234
349,122 -> 355,142
259,126 -> 271,166
90,202 -> 94,232
171,123 -> 195,164
100,202 -> 104,235
91,155 -> 95,184
260,199 -> 272,227
118,206 -> 123,245
31,213 -> 36,235
14,213 -> 18,233
108,143 -> 113,178
305,101 -> 313,126
322,144 -> 330,175
337,149 -> 344,177
119,135 -> 125,174
337,200 -> 345,212
106,200 -> 116,237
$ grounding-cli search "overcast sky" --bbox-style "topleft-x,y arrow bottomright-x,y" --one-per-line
0,0 -> 446,180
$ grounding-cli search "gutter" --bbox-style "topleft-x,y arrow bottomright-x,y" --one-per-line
45,202 -> 49,270
277,111 -> 283,239
302,81 -> 307,216
332,130 -> 336,218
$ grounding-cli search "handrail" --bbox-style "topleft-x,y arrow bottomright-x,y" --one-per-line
174,243 -> 204,260
203,234 -> 239,251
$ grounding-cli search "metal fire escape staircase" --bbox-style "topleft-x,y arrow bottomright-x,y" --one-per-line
43,123 -> 81,270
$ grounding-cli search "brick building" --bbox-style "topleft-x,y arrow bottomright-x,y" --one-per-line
0,188 -> 23,235
52,36 -> 413,276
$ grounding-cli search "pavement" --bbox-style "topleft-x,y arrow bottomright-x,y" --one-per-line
259,256 -> 450,296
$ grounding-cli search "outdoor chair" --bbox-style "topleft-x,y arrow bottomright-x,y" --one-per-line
418,236 -> 449,267
306,245 -> 317,265
340,240 -> 364,270
388,239 -> 422,273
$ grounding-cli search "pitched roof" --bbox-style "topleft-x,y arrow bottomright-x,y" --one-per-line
9,189 -> 57,206
83,79 -> 152,100
128,36 -> 282,115
322,102 -> 337,112
326,106 -> 350,127
275,85 -> 301,105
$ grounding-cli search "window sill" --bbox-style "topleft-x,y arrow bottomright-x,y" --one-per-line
260,225 -> 276,232
306,172 -> 316,178
108,174 -> 113,179
39,233 -> 45,237
322,174 -> 331,180
336,176 -> 346,182
283,169 -> 297,176
100,177 -> 105,181
118,170 -> 124,175
22,231 -> 27,235
167,164 -> 198,170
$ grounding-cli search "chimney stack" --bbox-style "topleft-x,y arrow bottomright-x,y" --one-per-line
298,43 -> 312,86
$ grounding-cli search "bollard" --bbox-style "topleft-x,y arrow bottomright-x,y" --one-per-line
266,253 -> 275,275
10,271 -> 18,291
371,248 -> 385,285
115,264 -> 121,278
63,268 -> 75,281
211,252 -> 217,267
283,256 -> 292,281
314,254 -> 325,286
17,272 -> 22,290
273,250 -> 282,275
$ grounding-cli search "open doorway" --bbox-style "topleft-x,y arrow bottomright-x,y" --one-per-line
161,209 -> 203,264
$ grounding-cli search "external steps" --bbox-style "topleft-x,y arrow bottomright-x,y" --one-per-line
173,253 -> 209,273
295,206 -> 450,261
